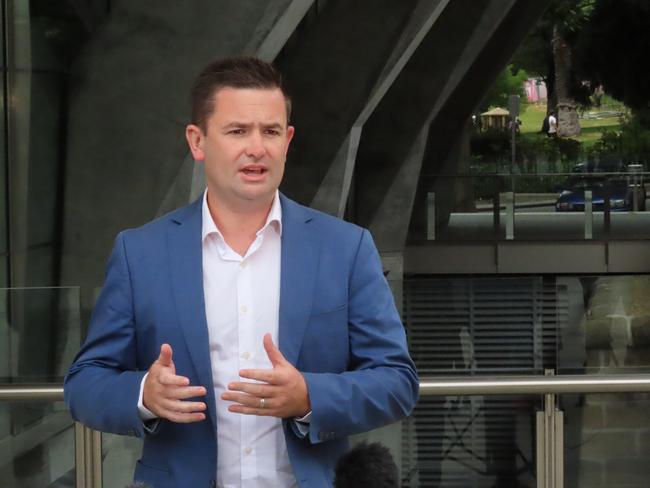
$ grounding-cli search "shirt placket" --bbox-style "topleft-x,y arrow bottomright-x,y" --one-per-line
238,253 -> 258,484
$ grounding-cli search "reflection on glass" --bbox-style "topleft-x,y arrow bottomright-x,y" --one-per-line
564,394 -> 650,487
0,287 -> 80,487
403,277 -> 557,486
101,433 -> 141,488
402,395 -> 537,487
0,401 -> 74,487
403,274 -> 650,486
0,287 -> 81,383
558,275 -> 650,375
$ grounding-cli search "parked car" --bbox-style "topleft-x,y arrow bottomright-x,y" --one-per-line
555,176 -> 646,212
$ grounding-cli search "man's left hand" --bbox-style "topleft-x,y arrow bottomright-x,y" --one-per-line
221,333 -> 311,418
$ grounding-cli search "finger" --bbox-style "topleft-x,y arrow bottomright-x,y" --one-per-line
159,372 -> 191,387
161,398 -> 207,414
166,411 -> 206,423
263,333 -> 286,367
158,343 -> 174,367
168,385 -> 207,399
227,404 -> 275,417
221,392 -> 273,409
239,368 -> 277,384
227,381 -> 272,397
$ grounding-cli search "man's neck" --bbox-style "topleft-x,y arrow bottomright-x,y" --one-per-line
206,191 -> 275,257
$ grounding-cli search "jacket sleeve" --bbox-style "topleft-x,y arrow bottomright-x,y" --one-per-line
301,229 -> 419,444
64,231 -> 148,437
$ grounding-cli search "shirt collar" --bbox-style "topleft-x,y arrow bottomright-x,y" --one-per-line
201,190 -> 283,243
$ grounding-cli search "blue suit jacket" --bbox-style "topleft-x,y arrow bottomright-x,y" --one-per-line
64,194 -> 418,488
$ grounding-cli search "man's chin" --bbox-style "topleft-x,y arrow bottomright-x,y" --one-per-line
235,187 -> 277,205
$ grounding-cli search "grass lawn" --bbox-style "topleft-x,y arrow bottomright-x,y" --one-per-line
519,103 -> 546,133
518,102 -> 621,146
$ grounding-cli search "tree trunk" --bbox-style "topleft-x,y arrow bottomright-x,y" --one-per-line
552,24 -> 580,136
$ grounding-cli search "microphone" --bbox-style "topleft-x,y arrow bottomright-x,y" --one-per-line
334,442 -> 399,488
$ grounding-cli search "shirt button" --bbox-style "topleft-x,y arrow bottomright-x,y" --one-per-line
240,305 -> 248,314
241,351 -> 250,360
244,447 -> 253,455
240,260 -> 246,268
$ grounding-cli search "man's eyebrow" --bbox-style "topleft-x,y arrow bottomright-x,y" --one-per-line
262,122 -> 284,130
221,122 -> 284,129
222,121 -> 252,129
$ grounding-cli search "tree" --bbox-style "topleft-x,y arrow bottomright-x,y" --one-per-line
576,0 -> 650,125
478,64 -> 528,113
512,0 -> 595,134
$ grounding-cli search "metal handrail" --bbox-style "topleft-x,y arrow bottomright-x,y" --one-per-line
419,373 -> 650,396
0,384 -> 64,401
4,374 -> 650,401
0,384 -> 101,488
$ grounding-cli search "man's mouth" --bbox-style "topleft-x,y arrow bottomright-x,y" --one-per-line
239,165 -> 269,180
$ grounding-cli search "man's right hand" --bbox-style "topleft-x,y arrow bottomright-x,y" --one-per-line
143,344 -> 207,423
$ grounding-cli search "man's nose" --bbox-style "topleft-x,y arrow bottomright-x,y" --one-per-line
245,132 -> 265,160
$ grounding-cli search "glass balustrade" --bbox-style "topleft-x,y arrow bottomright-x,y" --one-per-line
414,170 -> 650,243
0,287 -> 80,488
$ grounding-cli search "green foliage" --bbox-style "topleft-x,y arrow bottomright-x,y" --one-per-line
587,115 -> 650,163
576,0 -> 650,116
470,130 -> 511,162
471,131 -> 583,167
479,65 -> 529,113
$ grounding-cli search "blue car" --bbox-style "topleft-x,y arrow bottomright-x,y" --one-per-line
555,176 -> 646,212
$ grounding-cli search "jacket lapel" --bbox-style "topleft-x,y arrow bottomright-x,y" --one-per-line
279,194 -> 320,365
167,198 -> 217,427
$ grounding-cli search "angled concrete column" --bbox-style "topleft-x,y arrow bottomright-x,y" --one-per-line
310,0 -> 449,217
368,126 -> 430,251
276,0 -> 421,205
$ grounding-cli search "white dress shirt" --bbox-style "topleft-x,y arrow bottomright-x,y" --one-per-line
202,190 -> 297,488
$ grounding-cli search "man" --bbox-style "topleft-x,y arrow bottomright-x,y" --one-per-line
547,111 -> 558,137
65,57 -> 418,487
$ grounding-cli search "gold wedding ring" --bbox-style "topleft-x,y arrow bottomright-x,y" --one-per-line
259,398 -> 266,409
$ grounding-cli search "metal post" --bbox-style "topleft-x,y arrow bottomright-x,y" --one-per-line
427,192 -> 435,240
493,190 -> 501,239
536,370 -> 563,488
75,421 -> 102,488
506,191 -> 514,240
584,190 -> 593,239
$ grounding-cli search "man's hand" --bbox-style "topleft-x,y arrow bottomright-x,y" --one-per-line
221,333 -> 311,418
143,344 -> 207,423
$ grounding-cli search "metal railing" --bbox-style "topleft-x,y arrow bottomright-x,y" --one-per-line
419,372 -> 650,395
419,371 -> 650,488
4,373 -> 650,488
0,384 -> 102,488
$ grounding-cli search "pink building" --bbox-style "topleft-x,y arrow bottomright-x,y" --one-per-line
524,78 -> 547,102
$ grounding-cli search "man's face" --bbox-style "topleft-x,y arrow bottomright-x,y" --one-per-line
186,87 -> 294,209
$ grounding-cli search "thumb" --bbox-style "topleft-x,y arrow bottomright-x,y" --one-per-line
158,343 -> 174,368
263,333 -> 286,367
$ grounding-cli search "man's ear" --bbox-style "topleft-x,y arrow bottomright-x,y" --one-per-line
285,125 -> 295,152
185,124 -> 205,161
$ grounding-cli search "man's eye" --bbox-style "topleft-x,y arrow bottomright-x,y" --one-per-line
228,129 -> 245,135
265,129 -> 280,136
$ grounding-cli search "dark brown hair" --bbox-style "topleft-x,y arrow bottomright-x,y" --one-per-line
190,57 -> 291,132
